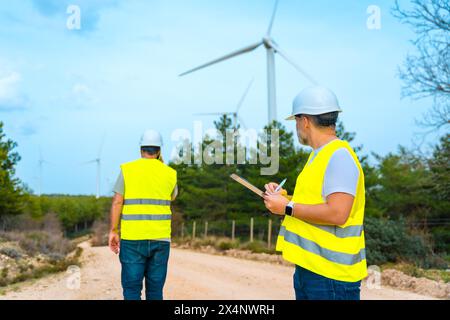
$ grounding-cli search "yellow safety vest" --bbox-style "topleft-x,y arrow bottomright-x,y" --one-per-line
120,158 -> 177,241
276,139 -> 367,282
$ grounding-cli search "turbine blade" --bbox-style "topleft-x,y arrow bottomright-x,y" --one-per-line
79,159 -> 97,165
238,115 -> 247,129
98,132 -> 106,158
37,147 -> 55,165
179,41 -> 263,76
266,0 -> 280,36
271,42 -> 318,85
42,160 -> 56,165
236,78 -> 254,113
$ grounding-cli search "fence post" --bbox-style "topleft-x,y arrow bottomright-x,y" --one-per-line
250,217 -> 254,242
268,219 -> 272,249
204,221 -> 208,238
192,221 -> 196,240
181,222 -> 184,238
231,220 -> 235,241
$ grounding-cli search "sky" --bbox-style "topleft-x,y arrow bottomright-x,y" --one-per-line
0,0 -> 440,196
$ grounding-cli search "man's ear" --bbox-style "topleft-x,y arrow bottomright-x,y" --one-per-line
302,115 -> 309,129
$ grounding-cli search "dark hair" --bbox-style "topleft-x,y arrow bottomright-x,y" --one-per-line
141,146 -> 161,155
296,111 -> 339,128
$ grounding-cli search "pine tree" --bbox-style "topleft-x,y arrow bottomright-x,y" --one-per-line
0,121 -> 26,218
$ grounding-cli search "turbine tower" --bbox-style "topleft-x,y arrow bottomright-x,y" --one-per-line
37,147 -> 52,197
194,79 -> 253,131
180,0 -> 318,124
81,135 -> 105,199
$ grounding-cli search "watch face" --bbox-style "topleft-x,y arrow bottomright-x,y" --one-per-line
285,205 -> 293,216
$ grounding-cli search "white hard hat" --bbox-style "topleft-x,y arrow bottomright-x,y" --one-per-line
140,129 -> 163,147
286,86 -> 342,120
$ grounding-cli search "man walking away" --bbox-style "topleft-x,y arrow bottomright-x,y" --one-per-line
108,129 -> 177,300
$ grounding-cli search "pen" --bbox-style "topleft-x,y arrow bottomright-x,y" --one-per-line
274,178 -> 287,193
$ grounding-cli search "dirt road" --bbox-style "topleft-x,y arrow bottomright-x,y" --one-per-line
0,243 -> 436,300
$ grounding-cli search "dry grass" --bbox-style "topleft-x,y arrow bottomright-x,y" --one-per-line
0,213 -> 82,288
382,262 -> 450,283
90,220 -> 109,247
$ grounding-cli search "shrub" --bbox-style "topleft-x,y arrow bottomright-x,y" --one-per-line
0,247 -> 22,259
431,226 -> 450,254
0,230 -> 74,258
217,238 -> 240,251
239,240 -> 274,254
364,216 -> 447,269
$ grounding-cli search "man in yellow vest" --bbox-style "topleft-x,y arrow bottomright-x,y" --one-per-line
263,86 -> 367,300
108,129 -> 177,300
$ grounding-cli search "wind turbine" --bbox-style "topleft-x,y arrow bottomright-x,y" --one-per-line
81,135 -> 105,199
180,0 -> 318,124
37,147 -> 52,197
105,177 -> 114,194
194,79 -> 253,130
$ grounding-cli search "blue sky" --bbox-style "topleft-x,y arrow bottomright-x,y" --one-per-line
0,0 -> 439,196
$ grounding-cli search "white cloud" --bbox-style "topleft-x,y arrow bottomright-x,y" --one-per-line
70,82 -> 97,108
0,71 -> 20,98
72,83 -> 90,95
0,71 -> 28,111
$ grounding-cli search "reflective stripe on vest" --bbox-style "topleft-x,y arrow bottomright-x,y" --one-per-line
120,158 -> 176,240
124,198 -> 171,206
303,222 -> 363,238
275,139 -> 367,282
279,226 -> 366,265
121,214 -> 172,221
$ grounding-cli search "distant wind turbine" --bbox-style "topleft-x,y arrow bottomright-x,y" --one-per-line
80,135 -> 105,199
194,79 -> 253,130
37,147 -> 53,197
180,0 -> 318,124
105,177 -> 114,194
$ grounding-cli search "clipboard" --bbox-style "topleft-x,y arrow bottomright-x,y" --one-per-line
230,173 -> 264,198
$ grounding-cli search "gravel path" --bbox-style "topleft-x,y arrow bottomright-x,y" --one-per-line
0,243 -> 436,300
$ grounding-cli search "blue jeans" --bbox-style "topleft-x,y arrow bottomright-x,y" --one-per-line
293,265 -> 361,300
119,239 -> 170,300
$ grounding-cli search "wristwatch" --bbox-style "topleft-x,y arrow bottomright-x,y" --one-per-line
285,201 -> 295,216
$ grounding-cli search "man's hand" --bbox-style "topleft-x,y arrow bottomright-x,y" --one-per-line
263,192 -> 289,215
264,182 -> 286,195
264,182 -> 289,201
109,231 -> 120,254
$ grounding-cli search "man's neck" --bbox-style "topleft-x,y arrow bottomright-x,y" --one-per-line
310,132 -> 338,150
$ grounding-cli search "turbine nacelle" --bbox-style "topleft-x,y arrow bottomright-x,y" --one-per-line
262,37 -> 274,49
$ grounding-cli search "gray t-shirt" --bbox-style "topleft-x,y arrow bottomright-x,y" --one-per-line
307,139 -> 359,200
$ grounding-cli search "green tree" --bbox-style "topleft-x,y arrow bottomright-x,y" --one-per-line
428,134 -> 450,218
370,147 -> 434,219
0,121 -> 27,218
427,134 -> 450,253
